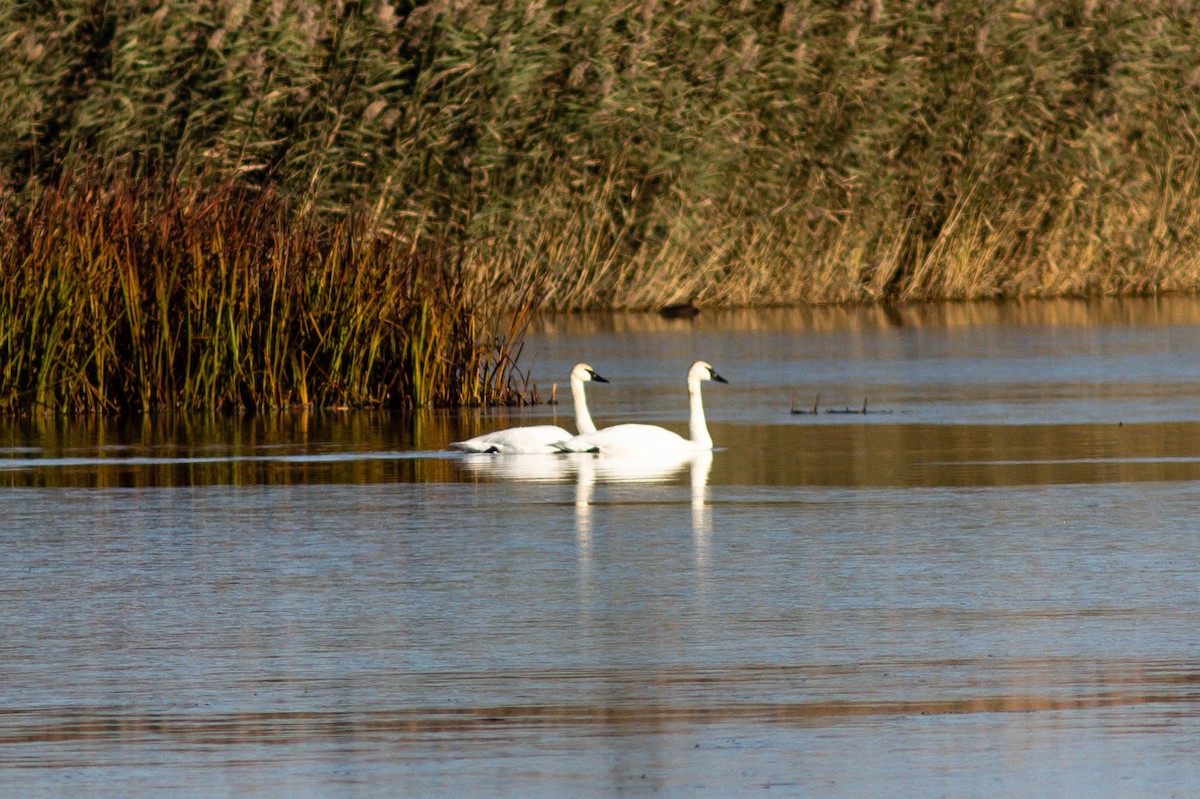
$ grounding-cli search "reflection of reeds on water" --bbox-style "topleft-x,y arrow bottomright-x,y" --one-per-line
0,411 -> 474,488
12,655 -> 1193,743
531,297 -> 1200,339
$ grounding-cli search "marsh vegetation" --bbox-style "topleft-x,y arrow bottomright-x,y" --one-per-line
0,176 -> 533,412
3,1 -> 1199,409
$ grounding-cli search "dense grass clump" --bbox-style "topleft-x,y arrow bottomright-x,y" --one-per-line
5,1 -> 1200,313
0,175 -> 532,413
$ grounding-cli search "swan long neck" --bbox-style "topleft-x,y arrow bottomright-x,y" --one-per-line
571,374 -> 597,434
688,375 -> 712,448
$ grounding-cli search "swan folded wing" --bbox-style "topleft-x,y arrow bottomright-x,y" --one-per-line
451,362 -> 608,454
450,425 -> 573,454
553,424 -> 704,454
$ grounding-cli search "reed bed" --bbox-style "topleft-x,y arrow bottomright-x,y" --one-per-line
5,1 -> 1200,315
0,175 -> 530,413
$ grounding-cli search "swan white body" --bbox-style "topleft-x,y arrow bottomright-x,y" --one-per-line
450,363 -> 608,453
554,361 -> 727,454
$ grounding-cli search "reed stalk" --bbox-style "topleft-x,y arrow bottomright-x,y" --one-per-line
0,173 -> 528,413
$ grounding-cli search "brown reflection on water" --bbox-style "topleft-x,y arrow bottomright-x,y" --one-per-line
0,411 -> 467,488
530,296 -> 1200,337
5,413 -> 1200,489
715,421 -> 1200,487
5,657 -> 1196,746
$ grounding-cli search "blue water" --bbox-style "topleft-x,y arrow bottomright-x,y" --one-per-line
3,298 -> 1200,797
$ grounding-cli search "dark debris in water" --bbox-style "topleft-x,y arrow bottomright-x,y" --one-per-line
659,302 -> 701,319
790,392 -> 893,416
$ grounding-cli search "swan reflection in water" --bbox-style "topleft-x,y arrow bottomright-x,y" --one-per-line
457,449 -> 714,566
457,449 -> 711,487
458,452 -> 577,482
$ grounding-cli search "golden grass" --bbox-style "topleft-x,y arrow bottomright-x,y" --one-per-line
3,1 -> 1200,353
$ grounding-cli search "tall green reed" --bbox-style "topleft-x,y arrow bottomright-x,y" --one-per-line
0,174 -> 528,413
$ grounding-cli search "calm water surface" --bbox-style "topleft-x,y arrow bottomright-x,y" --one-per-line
3,298 -> 1200,797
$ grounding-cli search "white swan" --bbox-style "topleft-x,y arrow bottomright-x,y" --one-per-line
554,361 -> 727,454
450,363 -> 608,453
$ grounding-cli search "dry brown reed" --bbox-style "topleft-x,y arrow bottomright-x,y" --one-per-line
5,1 -> 1200,319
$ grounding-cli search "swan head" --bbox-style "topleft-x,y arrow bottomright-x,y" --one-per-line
571,363 -> 609,384
690,360 -> 728,384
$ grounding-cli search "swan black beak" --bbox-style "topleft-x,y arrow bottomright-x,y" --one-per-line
589,370 -> 610,383
711,371 -> 728,384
